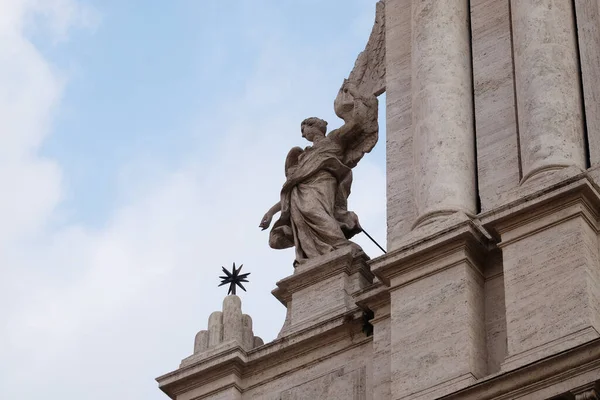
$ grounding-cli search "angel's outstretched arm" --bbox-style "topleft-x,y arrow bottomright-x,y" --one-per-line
259,202 -> 282,230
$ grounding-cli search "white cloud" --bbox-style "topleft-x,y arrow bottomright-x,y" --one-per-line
0,0 -> 98,393
0,1 -> 385,399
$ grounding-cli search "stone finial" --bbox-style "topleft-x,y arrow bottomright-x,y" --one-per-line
193,295 -> 263,356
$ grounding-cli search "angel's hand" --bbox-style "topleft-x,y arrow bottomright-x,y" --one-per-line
259,212 -> 273,230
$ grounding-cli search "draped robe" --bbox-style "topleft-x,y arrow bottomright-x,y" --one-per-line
267,88 -> 378,264
268,137 -> 362,263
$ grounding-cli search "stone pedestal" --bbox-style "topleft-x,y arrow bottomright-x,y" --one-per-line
372,221 -> 489,399
483,180 -> 600,371
272,246 -> 373,336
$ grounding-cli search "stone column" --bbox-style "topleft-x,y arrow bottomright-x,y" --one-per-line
412,0 -> 476,227
511,0 -> 586,182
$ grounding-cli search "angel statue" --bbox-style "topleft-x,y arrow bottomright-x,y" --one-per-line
258,1 -> 385,265
259,80 -> 379,264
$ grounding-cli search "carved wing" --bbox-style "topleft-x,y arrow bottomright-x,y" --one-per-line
337,1 -> 385,169
341,95 -> 379,169
347,0 -> 386,97
284,146 -> 304,177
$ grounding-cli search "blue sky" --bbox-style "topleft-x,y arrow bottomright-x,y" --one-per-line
0,1 -> 385,399
42,0 -> 385,226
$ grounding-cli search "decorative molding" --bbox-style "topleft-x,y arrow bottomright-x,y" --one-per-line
191,383 -> 243,400
437,339 -> 600,400
501,327 -> 600,372
479,176 -> 600,238
371,219 -> 489,288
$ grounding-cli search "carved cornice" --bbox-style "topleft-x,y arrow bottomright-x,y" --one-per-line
371,219 -> 490,288
157,308 -> 371,399
190,383 -> 243,400
480,176 -> 600,241
353,281 -> 388,310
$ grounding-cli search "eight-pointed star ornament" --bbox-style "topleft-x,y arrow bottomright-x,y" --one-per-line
218,262 -> 250,295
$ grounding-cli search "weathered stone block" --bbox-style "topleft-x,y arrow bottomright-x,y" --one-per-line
355,283 -> 391,400
372,222 -> 488,399
280,367 -> 366,400
484,182 -> 600,371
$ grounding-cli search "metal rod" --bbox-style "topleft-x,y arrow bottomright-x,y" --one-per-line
361,228 -> 387,254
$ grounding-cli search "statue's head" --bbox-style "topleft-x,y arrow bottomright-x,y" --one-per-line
301,117 -> 327,142
334,79 -> 358,121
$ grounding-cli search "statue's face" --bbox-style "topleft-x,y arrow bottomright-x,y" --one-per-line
301,124 -> 323,142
